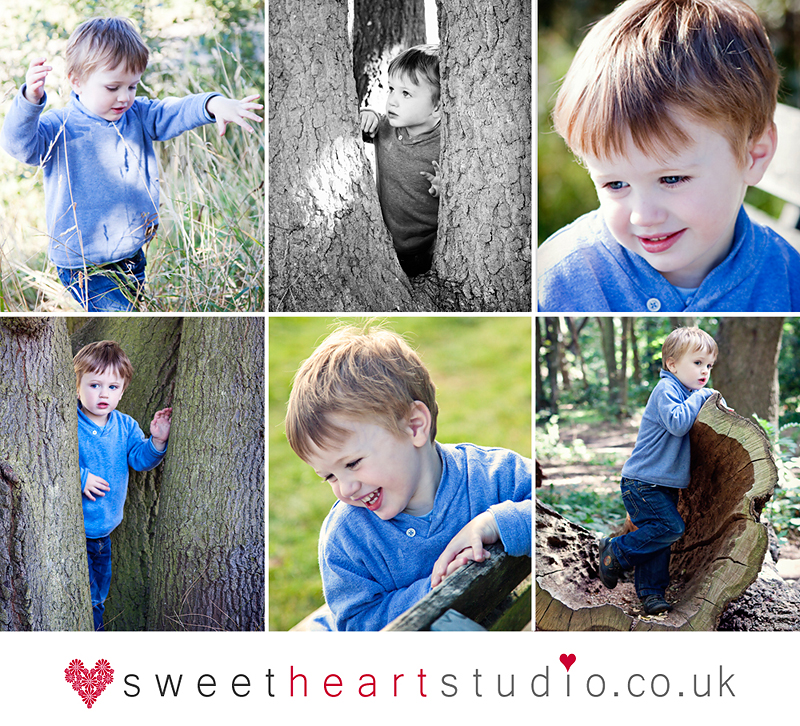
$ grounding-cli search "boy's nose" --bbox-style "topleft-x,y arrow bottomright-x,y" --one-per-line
334,473 -> 358,497
629,197 -> 666,228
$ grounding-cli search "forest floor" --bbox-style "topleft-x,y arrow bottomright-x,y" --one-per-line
537,414 -> 800,582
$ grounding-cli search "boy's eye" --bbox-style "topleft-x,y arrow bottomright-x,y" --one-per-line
345,459 -> 362,470
603,181 -> 628,191
661,175 -> 689,186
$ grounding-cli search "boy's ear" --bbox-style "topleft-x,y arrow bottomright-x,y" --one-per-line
743,122 -> 777,186
665,358 -> 677,373
406,400 -> 432,446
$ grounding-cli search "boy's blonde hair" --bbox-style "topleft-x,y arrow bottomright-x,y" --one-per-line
66,16 -> 149,81
389,45 -> 440,105
286,322 -> 438,462
73,340 -> 134,391
553,0 -> 779,166
662,327 -> 718,368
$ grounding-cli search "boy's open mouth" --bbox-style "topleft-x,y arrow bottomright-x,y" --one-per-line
637,229 -> 685,254
360,488 -> 383,511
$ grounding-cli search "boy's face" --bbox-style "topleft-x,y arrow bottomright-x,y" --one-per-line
666,349 -> 715,390
386,72 -> 440,138
69,62 -> 142,121
584,115 -> 773,289
78,366 -> 126,426
304,411 -> 434,521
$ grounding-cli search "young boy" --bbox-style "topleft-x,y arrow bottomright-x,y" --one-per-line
360,45 -> 441,277
74,340 -> 172,630
285,323 -> 531,631
598,327 -> 718,615
537,0 -> 800,313
0,16 -> 262,311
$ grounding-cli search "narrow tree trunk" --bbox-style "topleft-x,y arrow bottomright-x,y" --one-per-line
353,0 -> 426,108
536,394 -> 777,631
269,0 -> 417,312
434,0 -> 532,311
147,318 -> 265,631
70,318 -> 183,630
0,319 -> 92,631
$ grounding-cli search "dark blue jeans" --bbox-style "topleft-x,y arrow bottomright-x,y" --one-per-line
57,248 -> 146,312
86,535 -> 112,632
611,478 -> 685,599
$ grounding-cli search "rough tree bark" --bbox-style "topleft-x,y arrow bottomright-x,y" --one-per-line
269,0 -> 418,312
536,394 -> 777,631
147,318 -> 265,631
713,317 -> 783,432
270,0 -> 532,312
353,0 -> 426,108
70,317 -> 182,630
433,0 -> 531,311
0,318 -> 92,631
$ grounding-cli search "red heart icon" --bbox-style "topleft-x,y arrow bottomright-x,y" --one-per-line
560,653 -> 576,672
64,659 -> 114,709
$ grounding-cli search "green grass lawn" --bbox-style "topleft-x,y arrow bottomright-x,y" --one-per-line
268,316 -> 532,630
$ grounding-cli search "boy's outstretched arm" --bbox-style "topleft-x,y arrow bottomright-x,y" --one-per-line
23,57 -> 52,105
150,407 -> 172,451
430,511 -> 500,588
205,95 -> 263,136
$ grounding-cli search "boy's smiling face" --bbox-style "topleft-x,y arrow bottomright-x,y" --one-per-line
78,366 -> 126,426
584,114 -> 776,289
385,72 -> 440,138
304,405 -> 441,521
69,62 -> 142,121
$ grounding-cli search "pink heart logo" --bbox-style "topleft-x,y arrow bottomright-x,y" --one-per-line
64,659 -> 114,709
560,653 -> 576,672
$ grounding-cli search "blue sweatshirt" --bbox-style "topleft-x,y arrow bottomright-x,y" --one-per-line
537,206 -> 800,312
78,405 -> 166,538
621,371 -> 714,489
0,86 -> 218,268
318,442 -> 532,631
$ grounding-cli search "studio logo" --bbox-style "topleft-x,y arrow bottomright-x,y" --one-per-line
64,659 -> 114,709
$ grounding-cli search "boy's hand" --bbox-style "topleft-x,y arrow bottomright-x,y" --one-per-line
24,57 -> 52,105
83,473 -> 111,502
150,407 -> 172,450
206,94 -> 263,136
360,109 -> 379,138
430,511 -> 500,588
420,160 -> 440,198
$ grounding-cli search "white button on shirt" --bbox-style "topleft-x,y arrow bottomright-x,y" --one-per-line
406,528 -> 416,538
646,298 -> 661,312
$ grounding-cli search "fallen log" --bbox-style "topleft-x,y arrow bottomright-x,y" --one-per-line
536,393 -> 778,631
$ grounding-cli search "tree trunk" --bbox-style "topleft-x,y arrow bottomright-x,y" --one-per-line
147,318 -> 265,631
713,317 -> 783,432
70,317 -> 183,630
597,317 -> 620,414
270,0 -> 532,312
269,0 -> 418,312
433,0 -> 532,311
543,317 -> 560,414
0,318 -> 92,631
353,0 -> 426,108
536,394 -> 777,631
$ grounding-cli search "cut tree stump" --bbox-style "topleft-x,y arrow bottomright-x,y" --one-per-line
536,393 -> 778,631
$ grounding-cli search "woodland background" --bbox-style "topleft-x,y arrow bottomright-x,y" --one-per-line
0,0 -> 264,312
0,316 -> 264,631
539,0 -> 800,244
537,317 -> 800,548
270,0 -> 531,312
